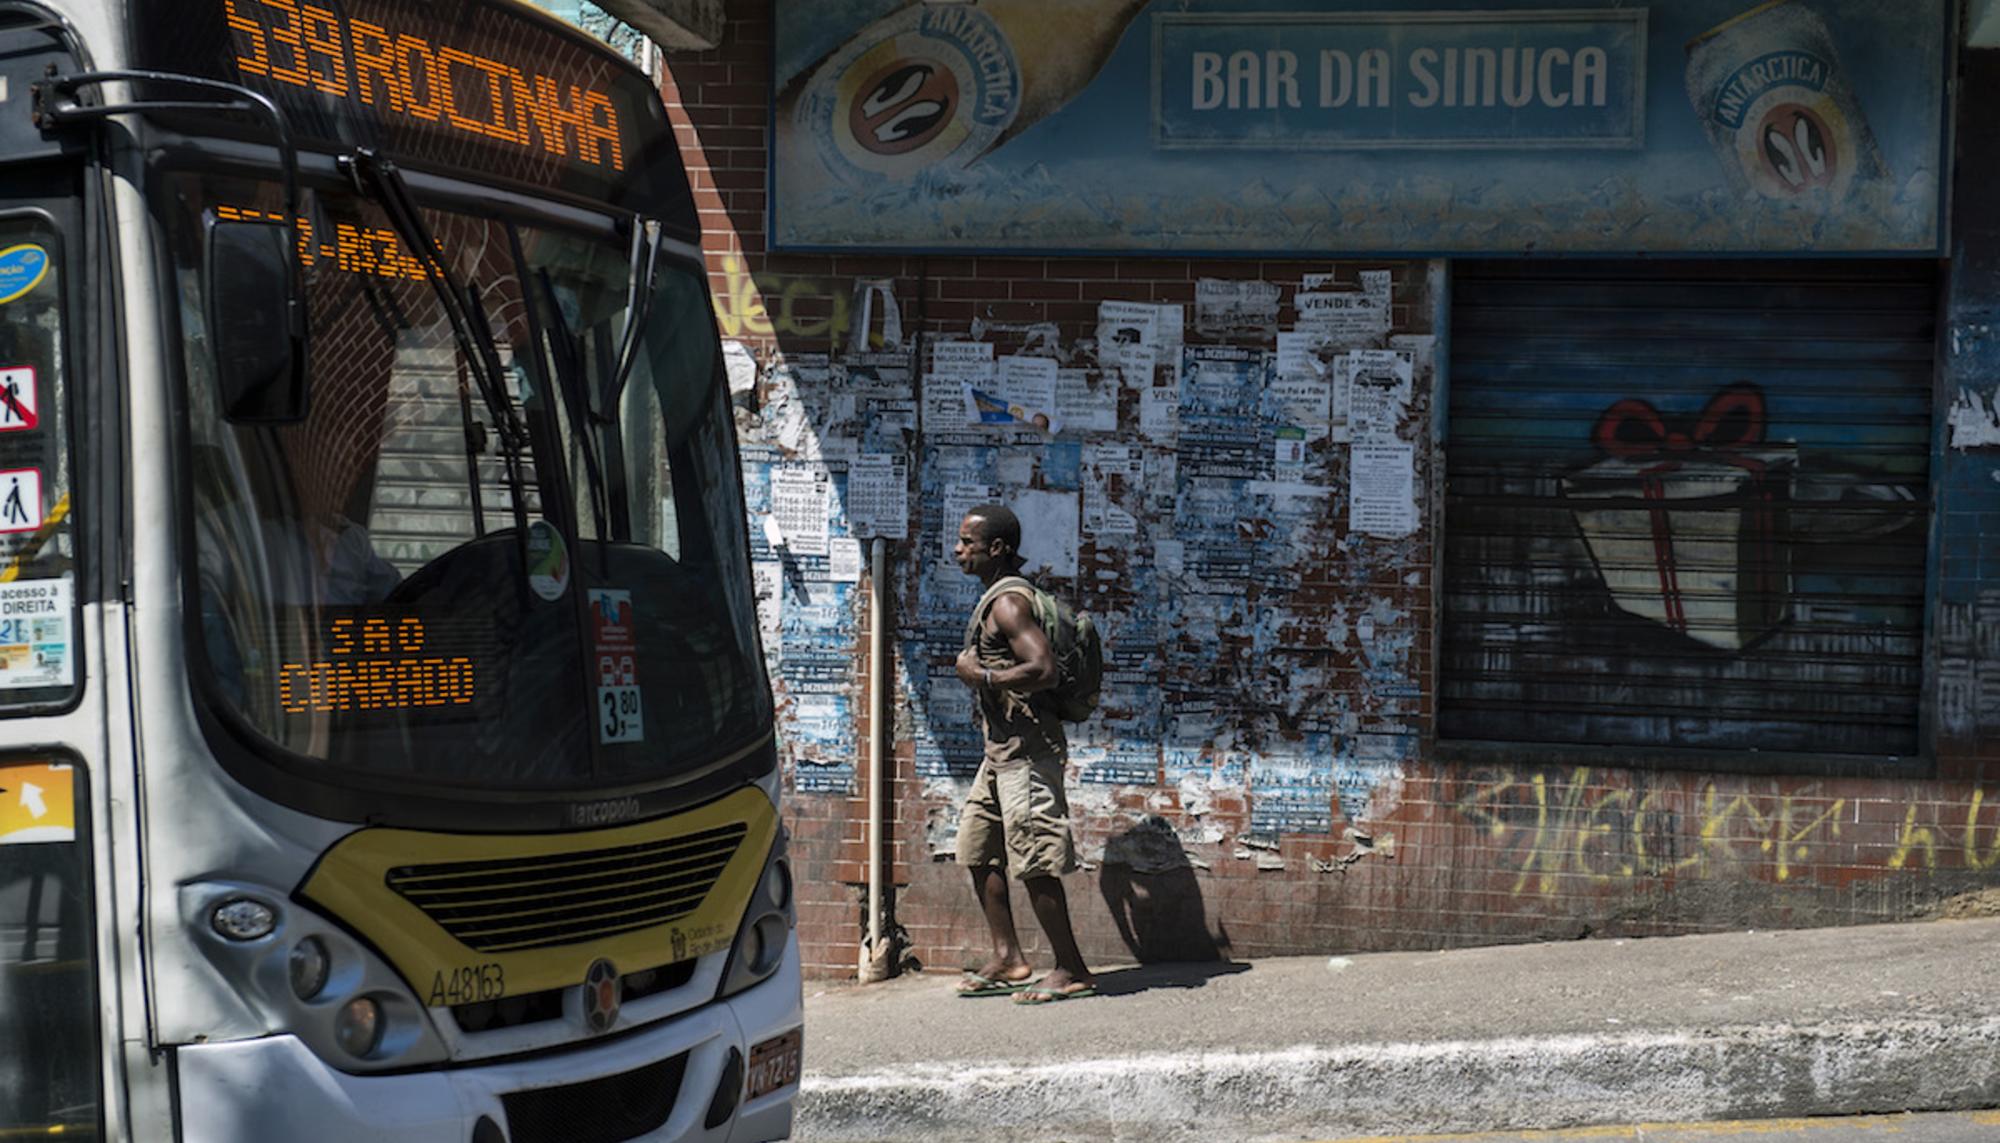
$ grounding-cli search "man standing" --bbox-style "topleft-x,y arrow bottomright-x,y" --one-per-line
950,504 -> 1096,1004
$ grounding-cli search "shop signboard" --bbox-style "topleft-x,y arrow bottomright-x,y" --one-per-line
771,0 -> 1949,254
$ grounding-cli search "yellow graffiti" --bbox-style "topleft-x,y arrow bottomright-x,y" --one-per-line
711,252 -> 854,342
1888,789 -> 2000,872
1455,768 -> 1850,895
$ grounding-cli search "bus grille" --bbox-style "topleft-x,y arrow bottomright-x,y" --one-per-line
384,824 -> 748,953
503,1054 -> 686,1143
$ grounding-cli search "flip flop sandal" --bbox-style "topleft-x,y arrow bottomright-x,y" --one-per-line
956,973 -> 1032,998
1012,982 -> 1098,1005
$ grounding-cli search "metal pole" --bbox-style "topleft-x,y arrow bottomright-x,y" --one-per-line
863,536 -> 889,978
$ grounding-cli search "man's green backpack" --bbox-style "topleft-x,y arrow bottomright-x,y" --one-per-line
970,576 -> 1104,723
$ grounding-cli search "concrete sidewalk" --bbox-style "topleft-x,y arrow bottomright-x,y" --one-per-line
794,917 -> 2000,1142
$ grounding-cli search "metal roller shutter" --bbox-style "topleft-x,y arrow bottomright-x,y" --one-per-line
1442,260 -> 1936,758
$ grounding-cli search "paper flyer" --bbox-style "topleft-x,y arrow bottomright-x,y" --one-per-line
1350,442 -> 1418,537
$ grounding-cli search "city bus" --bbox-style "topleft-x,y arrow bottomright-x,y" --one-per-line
0,0 -> 800,1138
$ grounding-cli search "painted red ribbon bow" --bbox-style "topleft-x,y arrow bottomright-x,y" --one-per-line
1584,382 -> 1777,639
1591,383 -> 1767,474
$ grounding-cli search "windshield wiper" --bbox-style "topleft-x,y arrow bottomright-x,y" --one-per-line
339,150 -> 532,555
607,216 -> 661,409
521,250 -> 611,564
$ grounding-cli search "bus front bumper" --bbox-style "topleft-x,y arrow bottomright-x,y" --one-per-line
172,938 -> 802,1143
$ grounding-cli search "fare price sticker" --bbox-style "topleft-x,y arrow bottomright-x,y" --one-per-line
589,589 -> 643,744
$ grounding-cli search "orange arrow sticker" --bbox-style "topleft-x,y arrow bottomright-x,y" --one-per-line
0,760 -> 74,844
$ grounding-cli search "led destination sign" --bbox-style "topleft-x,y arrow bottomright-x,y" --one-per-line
222,0 -> 624,170
215,202 -> 427,281
132,0 -> 692,218
279,616 -> 474,715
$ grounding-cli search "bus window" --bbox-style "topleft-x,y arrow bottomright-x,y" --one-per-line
161,170 -> 769,796
0,218 -> 79,712
0,759 -> 99,1137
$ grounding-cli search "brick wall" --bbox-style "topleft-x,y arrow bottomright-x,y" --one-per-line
665,5 -> 2000,981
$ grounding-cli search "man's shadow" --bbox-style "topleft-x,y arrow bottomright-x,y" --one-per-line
1094,816 -> 1248,996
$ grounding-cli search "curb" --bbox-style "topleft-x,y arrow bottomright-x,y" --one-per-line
795,1017 -> 2000,1142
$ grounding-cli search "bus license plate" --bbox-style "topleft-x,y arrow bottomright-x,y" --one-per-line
746,1027 -> 802,1099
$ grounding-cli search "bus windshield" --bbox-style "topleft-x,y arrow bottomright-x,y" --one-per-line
163,168 -> 769,791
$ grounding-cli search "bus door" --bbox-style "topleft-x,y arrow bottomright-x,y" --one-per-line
0,11 -> 109,1136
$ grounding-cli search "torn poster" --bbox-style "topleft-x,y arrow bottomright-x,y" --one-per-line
1042,440 -> 1082,490
1388,333 -> 1436,382
752,561 -> 784,635
1056,369 -> 1119,433
859,396 -> 917,454
1350,442 -> 1418,538
1273,426 -> 1308,482
848,353 -> 912,393
1115,342 -> 1159,390
724,340 -> 758,395
1270,334 -> 1334,440
1010,488 -> 1081,579
846,453 -> 909,540
1296,289 -> 1388,346
1195,278 -> 1280,339
1949,386 -> 2000,449
1082,443 -> 1142,539
1139,378 -> 1180,444
1360,269 -> 1393,312
925,341 -> 991,429
1248,748 -> 1335,839
1153,304 -> 1185,375
1346,349 -> 1414,443
967,388 -> 1060,433
828,537 -> 863,583
770,465 -> 831,555
1096,300 -> 1159,371
846,277 -> 903,355
1000,354 -> 1058,410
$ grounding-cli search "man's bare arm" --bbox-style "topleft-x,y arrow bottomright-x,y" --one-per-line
987,593 -> 1057,692
957,593 -> 1059,691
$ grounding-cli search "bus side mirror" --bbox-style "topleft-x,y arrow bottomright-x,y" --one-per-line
205,221 -> 308,423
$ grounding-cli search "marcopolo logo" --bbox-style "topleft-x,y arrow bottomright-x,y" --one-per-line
568,795 -> 641,827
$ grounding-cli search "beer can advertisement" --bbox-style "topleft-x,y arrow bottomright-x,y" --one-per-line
773,0 -> 1948,255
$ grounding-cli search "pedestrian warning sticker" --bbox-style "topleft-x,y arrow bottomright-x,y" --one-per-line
0,367 -> 37,431
589,588 -> 643,745
0,761 -> 76,845
0,577 -> 71,689
0,468 -> 39,533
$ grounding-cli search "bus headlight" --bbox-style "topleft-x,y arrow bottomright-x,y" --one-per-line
209,897 -> 278,941
335,996 -> 384,1058
182,880 -> 446,1072
718,828 -> 795,1000
289,937 -> 330,1000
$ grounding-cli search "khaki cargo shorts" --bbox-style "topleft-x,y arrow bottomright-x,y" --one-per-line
956,756 -> 1078,880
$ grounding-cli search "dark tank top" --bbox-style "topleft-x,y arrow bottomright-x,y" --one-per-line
965,576 -> 1068,768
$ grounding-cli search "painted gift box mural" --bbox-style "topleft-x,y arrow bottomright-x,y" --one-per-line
1563,384 -> 1793,651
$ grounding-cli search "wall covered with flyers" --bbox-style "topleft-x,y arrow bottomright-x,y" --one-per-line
672,3 -> 2000,981
728,261 -> 1443,938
